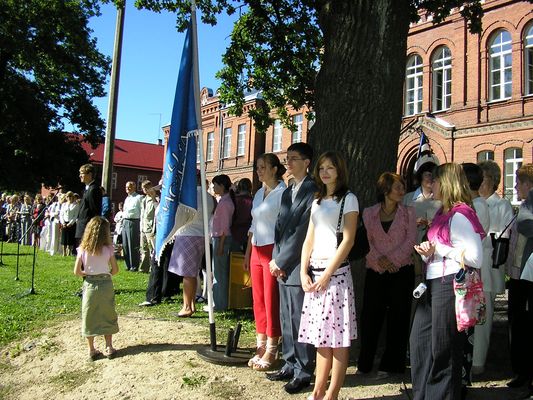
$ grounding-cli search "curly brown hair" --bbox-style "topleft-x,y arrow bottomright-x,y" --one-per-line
79,216 -> 112,255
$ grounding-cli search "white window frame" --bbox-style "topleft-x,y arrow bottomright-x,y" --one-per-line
476,150 -> 494,162
291,114 -> 303,144
237,124 -> 246,156
206,132 -> 214,161
223,127 -> 232,159
525,24 -> 533,96
489,30 -> 512,101
137,175 -> 148,190
272,119 -> 282,152
405,54 -> 424,116
432,47 -> 452,112
504,147 -> 523,205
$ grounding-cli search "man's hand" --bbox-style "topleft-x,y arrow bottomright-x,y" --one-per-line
269,259 -> 286,278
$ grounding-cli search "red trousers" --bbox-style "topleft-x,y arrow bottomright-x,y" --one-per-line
250,244 -> 281,337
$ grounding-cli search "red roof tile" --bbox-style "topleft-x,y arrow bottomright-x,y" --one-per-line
79,137 -> 164,171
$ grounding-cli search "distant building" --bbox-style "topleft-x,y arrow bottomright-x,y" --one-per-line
398,0 -> 533,204
163,88 -> 312,192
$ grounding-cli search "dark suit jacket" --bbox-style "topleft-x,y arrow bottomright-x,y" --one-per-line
75,181 -> 102,239
273,175 -> 317,286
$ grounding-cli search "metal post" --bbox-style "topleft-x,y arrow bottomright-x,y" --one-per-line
101,1 -> 126,197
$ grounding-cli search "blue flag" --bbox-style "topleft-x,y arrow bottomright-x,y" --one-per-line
155,23 -> 198,260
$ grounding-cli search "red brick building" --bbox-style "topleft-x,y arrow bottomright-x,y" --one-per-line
163,88 -> 312,191
398,0 -> 533,205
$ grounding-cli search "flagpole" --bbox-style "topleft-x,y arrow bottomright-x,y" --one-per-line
190,3 -> 217,350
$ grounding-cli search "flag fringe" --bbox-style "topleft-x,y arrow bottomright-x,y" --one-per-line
156,203 -> 197,263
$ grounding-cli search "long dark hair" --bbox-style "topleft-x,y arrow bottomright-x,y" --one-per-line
314,151 -> 350,204
212,174 -> 236,206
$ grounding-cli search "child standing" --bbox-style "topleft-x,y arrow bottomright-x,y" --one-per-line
74,216 -> 119,361
299,151 -> 359,400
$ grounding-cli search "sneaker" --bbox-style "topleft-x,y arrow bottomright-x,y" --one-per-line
138,301 -> 154,307
195,295 -> 206,303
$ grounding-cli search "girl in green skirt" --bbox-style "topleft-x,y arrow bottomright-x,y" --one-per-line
74,216 -> 119,360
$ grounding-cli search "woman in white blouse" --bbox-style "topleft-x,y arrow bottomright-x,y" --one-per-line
411,163 -> 485,400
59,191 -> 80,256
244,153 -> 287,371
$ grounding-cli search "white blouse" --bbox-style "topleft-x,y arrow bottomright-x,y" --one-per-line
425,213 -> 483,279
249,181 -> 286,246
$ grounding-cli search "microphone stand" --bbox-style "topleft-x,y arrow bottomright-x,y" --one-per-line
0,218 -> 5,266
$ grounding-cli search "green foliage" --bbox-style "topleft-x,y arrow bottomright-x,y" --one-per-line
133,0 -> 497,134
0,0 -> 110,191
181,373 -> 208,388
0,243 -> 256,349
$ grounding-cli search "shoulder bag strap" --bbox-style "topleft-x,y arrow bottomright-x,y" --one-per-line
336,194 -> 347,236
495,213 -> 517,240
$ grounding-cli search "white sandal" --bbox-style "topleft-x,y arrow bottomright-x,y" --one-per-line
248,339 -> 266,367
252,343 -> 278,371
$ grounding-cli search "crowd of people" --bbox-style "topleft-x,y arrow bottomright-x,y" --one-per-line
2,144 -> 533,400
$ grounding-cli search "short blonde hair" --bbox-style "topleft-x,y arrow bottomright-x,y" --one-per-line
433,163 -> 472,211
79,216 -> 112,255
516,163 -> 533,185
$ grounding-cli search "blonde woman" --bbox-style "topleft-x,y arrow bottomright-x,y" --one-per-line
411,163 -> 484,400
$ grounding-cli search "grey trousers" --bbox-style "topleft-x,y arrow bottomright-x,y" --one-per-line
122,219 -> 140,271
279,283 -> 315,380
410,274 -> 465,400
212,236 -> 232,310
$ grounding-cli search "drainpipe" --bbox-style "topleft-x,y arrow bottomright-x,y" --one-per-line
217,106 -> 224,172
450,127 -> 456,162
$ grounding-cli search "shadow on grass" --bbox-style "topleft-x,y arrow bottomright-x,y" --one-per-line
114,288 -> 146,295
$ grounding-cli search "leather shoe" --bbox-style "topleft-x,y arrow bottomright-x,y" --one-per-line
266,369 -> 293,381
507,375 -> 530,388
284,377 -> 310,394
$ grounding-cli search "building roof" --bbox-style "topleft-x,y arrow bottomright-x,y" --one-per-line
79,137 -> 164,171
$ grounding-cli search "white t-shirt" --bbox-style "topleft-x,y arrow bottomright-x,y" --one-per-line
310,192 -> 359,261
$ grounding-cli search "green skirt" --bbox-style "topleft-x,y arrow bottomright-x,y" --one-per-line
81,274 -> 119,337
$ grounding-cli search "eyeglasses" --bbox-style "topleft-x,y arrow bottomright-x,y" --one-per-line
285,157 -> 305,163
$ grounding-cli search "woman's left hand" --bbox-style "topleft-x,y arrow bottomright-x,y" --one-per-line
313,273 -> 331,292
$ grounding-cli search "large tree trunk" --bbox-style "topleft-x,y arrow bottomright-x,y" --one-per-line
310,0 -> 411,209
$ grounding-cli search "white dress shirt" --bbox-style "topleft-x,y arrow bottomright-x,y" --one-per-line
123,193 -> 142,219
249,181 -> 287,246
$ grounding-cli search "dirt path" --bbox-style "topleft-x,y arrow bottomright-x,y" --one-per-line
0,314 -> 516,400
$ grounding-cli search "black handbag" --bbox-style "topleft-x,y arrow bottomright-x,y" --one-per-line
490,214 -> 517,269
336,193 -> 369,261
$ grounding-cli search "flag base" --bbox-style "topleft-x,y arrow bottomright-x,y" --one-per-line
196,346 -> 250,366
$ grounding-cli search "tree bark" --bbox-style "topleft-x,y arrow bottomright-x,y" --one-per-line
310,0 -> 411,208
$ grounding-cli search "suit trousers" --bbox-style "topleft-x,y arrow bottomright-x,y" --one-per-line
122,219 -> 140,271
410,274 -> 465,400
279,283 -> 315,380
357,265 -> 414,373
250,244 -> 281,337
508,278 -> 533,379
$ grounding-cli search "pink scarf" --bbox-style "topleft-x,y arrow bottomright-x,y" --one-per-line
427,203 -> 486,246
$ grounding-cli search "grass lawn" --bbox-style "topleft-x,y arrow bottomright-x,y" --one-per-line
0,242 -> 255,348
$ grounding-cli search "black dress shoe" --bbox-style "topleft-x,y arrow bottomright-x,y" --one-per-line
266,369 -> 293,381
507,375 -> 530,388
283,377 -> 310,394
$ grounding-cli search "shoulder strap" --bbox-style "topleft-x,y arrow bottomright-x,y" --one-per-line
336,193 -> 348,233
495,213 -> 517,240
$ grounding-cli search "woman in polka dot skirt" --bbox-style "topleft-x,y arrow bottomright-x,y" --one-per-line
299,151 -> 359,400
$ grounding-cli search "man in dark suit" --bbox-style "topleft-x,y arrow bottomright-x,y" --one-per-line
75,164 -> 102,241
267,142 -> 317,394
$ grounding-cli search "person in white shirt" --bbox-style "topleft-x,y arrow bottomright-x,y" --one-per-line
244,153 -> 287,371
411,163 -> 484,400
122,181 -> 142,271
59,191 -> 80,256
48,195 -> 62,256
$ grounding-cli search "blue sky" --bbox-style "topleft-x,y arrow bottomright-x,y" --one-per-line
88,2 -> 239,143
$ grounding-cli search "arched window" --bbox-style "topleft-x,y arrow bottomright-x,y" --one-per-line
477,150 -> 494,162
432,47 -> 452,112
489,30 -> 512,101
504,147 -> 523,204
525,24 -> 533,96
405,54 -> 423,116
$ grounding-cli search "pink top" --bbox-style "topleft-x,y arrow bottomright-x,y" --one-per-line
211,193 -> 235,238
363,203 -> 417,273
77,245 -> 114,275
